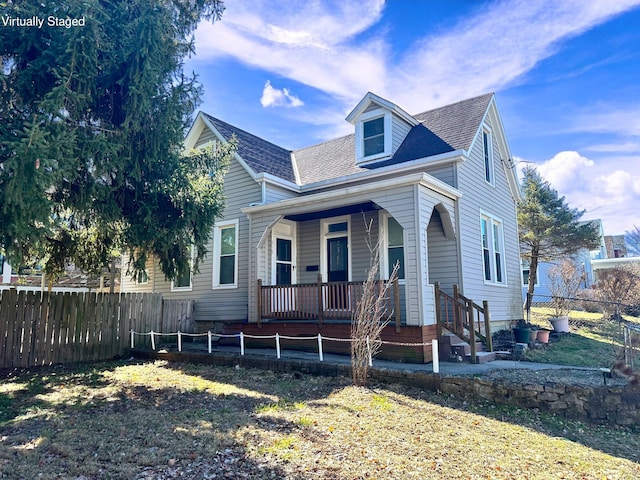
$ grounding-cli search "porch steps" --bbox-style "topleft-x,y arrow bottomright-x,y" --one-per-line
439,332 -> 495,364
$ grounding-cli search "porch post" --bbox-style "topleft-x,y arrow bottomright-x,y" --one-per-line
467,299 -> 477,364
483,300 -> 492,352
393,277 -> 401,332
316,274 -> 324,327
256,279 -> 262,328
434,282 -> 442,340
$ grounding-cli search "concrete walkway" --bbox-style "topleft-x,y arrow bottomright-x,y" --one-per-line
166,343 -> 594,376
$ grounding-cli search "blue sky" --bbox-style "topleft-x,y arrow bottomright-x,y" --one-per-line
186,0 -> 640,235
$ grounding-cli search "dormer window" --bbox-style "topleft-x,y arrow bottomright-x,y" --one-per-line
346,92 -> 419,167
355,109 -> 392,164
363,116 -> 385,156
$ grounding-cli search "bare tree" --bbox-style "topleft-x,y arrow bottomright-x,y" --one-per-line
594,264 -> 640,317
351,218 -> 399,387
547,259 -> 585,317
625,225 -> 640,257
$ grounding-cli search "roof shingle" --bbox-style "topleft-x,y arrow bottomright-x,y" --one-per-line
203,93 -> 493,186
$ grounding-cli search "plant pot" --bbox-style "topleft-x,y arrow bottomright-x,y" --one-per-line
549,316 -> 570,333
513,327 -> 531,343
529,329 -> 539,342
536,329 -> 551,344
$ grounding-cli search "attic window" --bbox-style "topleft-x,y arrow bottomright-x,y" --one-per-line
355,109 -> 392,164
363,117 -> 385,156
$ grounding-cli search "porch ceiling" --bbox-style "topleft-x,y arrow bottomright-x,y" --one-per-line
284,201 -> 379,222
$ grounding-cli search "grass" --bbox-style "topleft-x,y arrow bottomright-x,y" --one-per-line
1,359 -> 639,479
521,307 -> 638,368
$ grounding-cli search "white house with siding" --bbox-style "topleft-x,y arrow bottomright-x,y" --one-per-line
121,92 -> 524,362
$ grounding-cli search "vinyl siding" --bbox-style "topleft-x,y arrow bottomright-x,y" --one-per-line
391,115 -> 412,155
194,126 -> 217,147
265,184 -> 298,203
124,156 -> 261,322
369,186 -> 421,325
427,208 -> 460,295
423,164 -> 456,188
456,116 -> 522,324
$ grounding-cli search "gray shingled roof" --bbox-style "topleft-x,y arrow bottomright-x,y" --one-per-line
293,93 -> 494,184
204,93 -> 493,186
203,114 -> 296,182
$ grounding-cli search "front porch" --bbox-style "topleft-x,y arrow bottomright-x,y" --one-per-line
257,276 -> 402,330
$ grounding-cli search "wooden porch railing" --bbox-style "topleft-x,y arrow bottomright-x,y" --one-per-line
257,275 -> 401,331
434,282 -> 492,363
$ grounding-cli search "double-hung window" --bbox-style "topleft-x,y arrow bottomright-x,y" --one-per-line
381,214 -> 405,281
213,219 -> 239,288
480,213 -> 506,284
172,247 -> 194,291
356,110 -> 391,164
363,117 -> 385,157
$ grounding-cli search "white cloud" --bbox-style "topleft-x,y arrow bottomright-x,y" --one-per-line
536,151 -> 594,194
392,0 -> 640,109
192,0 -> 387,104
260,81 -> 304,108
532,151 -> 640,234
570,105 -> 640,137
192,0 -> 640,127
585,142 -> 640,154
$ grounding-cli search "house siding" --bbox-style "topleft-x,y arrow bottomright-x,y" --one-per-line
265,183 -> 297,203
391,115 -> 412,155
124,155 -> 261,323
427,208 -> 460,294
455,116 -> 522,326
423,164 -> 456,188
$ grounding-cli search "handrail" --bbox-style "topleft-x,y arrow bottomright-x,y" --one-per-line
434,282 -> 492,363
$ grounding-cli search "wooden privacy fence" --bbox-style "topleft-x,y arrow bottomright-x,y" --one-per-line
0,290 -> 194,369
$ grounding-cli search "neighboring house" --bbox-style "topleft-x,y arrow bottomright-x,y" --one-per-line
521,219 -> 607,300
604,235 -> 628,259
0,255 -> 118,293
122,92 -> 524,361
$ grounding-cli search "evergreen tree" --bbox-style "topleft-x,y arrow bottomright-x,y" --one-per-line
0,0 -> 234,282
518,167 -> 601,313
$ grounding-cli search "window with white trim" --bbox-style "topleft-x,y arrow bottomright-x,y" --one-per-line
213,219 -> 239,288
480,214 -> 506,284
482,129 -> 494,184
382,214 -> 405,280
355,109 -> 391,164
172,247 -> 194,291
136,270 -> 149,285
363,117 -> 385,157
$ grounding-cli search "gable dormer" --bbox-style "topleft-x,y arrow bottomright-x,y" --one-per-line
346,92 -> 419,167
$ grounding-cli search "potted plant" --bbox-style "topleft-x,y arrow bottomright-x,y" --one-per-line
547,260 -> 584,333
536,329 -> 551,343
513,320 -> 532,343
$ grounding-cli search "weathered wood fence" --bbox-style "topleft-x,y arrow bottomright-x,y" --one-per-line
0,290 -> 194,369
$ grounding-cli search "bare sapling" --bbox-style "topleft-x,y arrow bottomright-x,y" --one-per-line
351,217 -> 399,386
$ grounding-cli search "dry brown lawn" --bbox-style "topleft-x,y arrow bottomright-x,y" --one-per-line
1,360 -> 639,479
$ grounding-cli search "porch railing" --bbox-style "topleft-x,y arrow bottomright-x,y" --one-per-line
257,275 -> 401,331
434,282 -> 492,363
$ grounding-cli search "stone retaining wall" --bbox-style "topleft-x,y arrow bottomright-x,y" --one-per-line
133,349 -> 639,427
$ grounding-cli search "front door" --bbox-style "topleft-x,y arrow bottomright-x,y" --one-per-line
271,221 -> 297,313
275,238 -> 293,285
327,237 -> 348,282
326,236 -> 349,310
